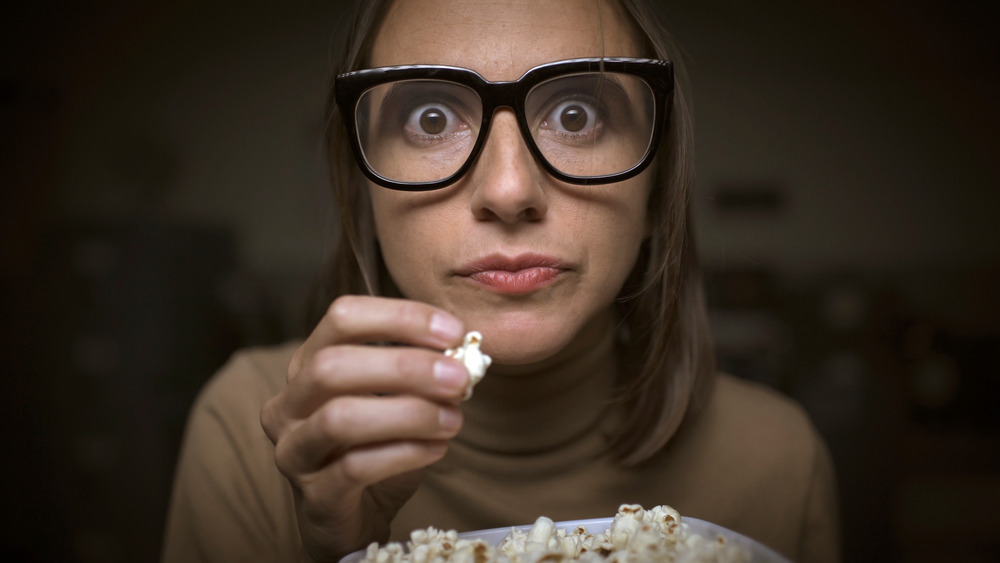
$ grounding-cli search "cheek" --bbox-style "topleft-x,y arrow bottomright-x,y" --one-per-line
376,225 -> 417,292
593,207 -> 647,283
370,191 -> 416,292
568,181 -> 652,296
590,178 -> 653,253
371,191 -> 453,299
609,182 -> 654,283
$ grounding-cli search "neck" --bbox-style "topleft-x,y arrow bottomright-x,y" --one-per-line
454,309 -> 620,461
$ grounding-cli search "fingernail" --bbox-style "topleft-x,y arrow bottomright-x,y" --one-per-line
429,313 -> 463,343
439,407 -> 462,431
434,359 -> 467,388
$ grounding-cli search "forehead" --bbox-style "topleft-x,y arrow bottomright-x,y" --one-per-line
370,0 -> 643,81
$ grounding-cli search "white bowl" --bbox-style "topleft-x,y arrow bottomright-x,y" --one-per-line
340,516 -> 790,562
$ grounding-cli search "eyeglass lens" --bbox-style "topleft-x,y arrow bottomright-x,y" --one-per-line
354,72 -> 656,184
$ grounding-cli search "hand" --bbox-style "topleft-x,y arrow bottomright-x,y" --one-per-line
260,296 -> 469,562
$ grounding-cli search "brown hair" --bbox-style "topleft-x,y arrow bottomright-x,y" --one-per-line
315,0 -> 715,466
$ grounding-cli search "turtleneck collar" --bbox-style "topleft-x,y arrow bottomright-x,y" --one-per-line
437,310 -> 623,476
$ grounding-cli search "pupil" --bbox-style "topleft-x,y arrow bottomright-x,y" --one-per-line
420,108 -> 446,134
560,105 -> 587,132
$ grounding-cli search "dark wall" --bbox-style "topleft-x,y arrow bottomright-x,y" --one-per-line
3,1 -> 997,561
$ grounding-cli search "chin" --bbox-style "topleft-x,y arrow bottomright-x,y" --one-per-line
463,313 -> 583,368
483,339 -> 562,366
484,338 -> 567,366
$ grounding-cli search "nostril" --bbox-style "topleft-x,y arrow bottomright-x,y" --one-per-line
520,205 -> 545,222
469,174 -> 548,224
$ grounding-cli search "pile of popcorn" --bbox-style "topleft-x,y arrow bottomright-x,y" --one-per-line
359,504 -> 750,562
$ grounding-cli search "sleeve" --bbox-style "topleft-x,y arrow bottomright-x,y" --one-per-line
161,349 -> 304,563
797,430 -> 842,563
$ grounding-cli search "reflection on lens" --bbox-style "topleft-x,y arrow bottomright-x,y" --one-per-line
526,72 -> 655,179
356,80 -> 482,184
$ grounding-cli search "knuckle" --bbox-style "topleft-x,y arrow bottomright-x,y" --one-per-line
325,295 -> 360,329
259,399 -> 280,442
298,476 -> 333,508
272,439 -> 297,478
287,351 -> 301,381
336,453 -> 369,488
389,395 -> 421,421
298,347 -> 348,395
310,346 -> 347,380
397,300 -> 431,331
393,349 -> 432,383
318,399 -> 356,436
405,398 -> 443,433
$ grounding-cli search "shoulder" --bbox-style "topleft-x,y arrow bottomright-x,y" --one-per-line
653,373 -> 831,508
164,341 -> 304,561
182,341 -> 301,455
655,373 -> 830,486
693,374 -> 827,475
653,375 -> 839,561
710,374 -> 817,444
193,340 -> 301,418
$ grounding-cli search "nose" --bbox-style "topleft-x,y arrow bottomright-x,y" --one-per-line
467,110 -> 548,224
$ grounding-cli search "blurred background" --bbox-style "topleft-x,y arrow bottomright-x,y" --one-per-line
2,0 -> 997,561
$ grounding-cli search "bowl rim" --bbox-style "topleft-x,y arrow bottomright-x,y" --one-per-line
339,515 -> 790,563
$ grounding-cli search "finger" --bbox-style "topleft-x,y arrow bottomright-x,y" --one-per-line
286,346 -> 469,417
301,440 -> 449,500
262,348 -> 467,446
260,393 -> 285,445
290,296 -> 465,381
274,395 -> 462,476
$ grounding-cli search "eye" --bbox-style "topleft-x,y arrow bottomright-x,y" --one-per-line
542,99 -> 600,135
405,103 -> 465,137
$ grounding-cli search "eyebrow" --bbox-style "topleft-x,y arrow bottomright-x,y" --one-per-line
376,81 -> 464,115
587,74 -> 630,104
532,73 -> 634,113
374,70 -> 636,111
377,83 -> 400,115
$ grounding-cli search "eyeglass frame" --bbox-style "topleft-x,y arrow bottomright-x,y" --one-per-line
334,57 -> 674,191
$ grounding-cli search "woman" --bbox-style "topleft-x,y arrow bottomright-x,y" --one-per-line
163,0 -> 840,561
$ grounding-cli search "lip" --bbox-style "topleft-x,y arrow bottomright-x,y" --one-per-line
455,253 -> 570,295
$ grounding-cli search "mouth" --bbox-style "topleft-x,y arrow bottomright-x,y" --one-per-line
455,253 -> 570,295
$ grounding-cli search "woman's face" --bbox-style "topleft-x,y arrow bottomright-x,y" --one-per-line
368,0 -> 654,366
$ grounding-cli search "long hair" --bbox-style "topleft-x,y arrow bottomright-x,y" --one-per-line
315,0 -> 715,466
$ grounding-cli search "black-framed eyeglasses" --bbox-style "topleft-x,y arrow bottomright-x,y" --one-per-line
335,57 -> 673,191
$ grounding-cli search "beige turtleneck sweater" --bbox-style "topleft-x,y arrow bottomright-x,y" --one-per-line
163,339 -> 840,563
